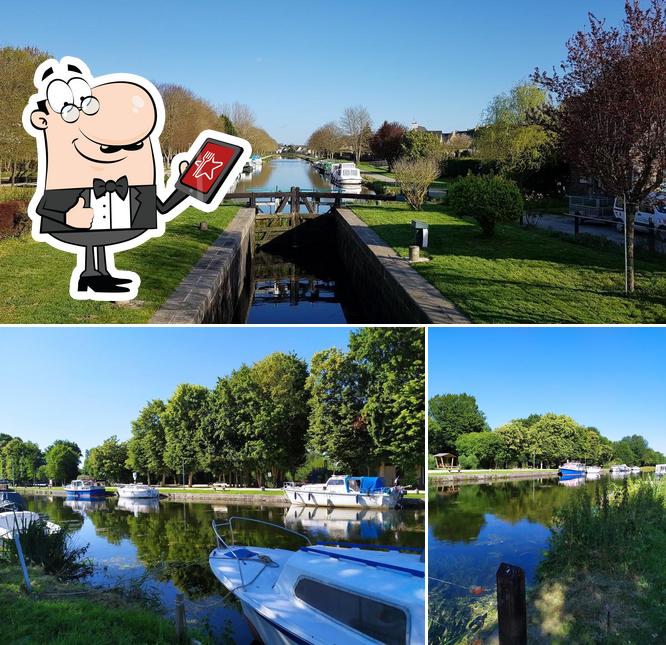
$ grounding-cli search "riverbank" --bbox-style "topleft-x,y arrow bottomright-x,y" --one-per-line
1,563 -> 210,645
354,202 -> 666,323
429,468 -> 559,483
15,486 -> 425,507
0,204 -> 238,323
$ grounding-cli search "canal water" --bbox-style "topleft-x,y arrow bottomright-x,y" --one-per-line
22,494 -> 424,644
428,473 -> 648,643
232,157 -> 376,324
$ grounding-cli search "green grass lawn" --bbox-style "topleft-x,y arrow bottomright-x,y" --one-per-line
354,202 -> 666,323
0,205 -> 238,323
1,564 -> 208,645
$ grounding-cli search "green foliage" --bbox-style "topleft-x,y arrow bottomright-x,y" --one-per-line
429,393 -> 489,454
85,435 -> 129,483
127,400 -> 167,485
401,129 -> 442,160
441,157 -> 486,178
448,174 -> 524,237
217,113 -> 237,136
455,432 -> 501,469
475,83 -> 555,186
0,436 -> 43,482
613,434 -> 666,466
458,454 -> 479,470
43,440 -> 81,485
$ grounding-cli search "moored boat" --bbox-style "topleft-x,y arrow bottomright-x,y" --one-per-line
117,483 -> 159,500
0,510 -> 60,540
64,479 -> 106,498
610,464 -> 631,474
586,466 -> 602,475
630,466 -> 642,474
284,475 -> 403,509
656,464 -> 666,476
209,517 -> 425,645
331,162 -> 362,185
559,461 -> 586,477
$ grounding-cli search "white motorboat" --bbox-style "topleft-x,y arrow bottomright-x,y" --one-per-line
331,162 -> 362,185
284,505 -> 401,541
284,475 -> 403,509
0,510 -> 60,540
630,466 -> 642,474
586,466 -> 602,475
610,464 -> 631,474
209,517 -> 425,645
117,483 -> 159,500
655,464 -> 666,476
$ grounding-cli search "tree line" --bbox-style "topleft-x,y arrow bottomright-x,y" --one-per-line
0,46 -> 277,184
0,436 -> 81,485
429,393 -> 666,469
2,329 -> 424,487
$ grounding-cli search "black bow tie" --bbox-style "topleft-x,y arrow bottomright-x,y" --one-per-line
93,176 -> 129,200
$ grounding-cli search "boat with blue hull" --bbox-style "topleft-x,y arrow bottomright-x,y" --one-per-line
209,517 -> 425,645
64,479 -> 106,499
558,462 -> 586,477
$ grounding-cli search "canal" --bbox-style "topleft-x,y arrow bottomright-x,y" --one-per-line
428,473 -> 648,644
22,494 -> 424,644
232,157 -> 377,324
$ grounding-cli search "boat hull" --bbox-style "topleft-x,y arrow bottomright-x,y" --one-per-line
559,468 -> 585,477
65,489 -> 106,498
242,601 -> 310,645
283,488 -> 399,509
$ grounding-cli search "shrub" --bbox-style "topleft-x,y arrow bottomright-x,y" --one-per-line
458,454 -> 479,470
448,174 -> 524,236
392,156 -> 440,210
441,157 -> 486,178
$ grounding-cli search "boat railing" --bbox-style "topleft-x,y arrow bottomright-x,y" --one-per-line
211,516 -> 312,555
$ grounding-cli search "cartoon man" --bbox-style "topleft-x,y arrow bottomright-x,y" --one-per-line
23,57 -> 251,300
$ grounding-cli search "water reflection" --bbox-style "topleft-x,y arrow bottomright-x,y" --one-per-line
23,494 -> 422,643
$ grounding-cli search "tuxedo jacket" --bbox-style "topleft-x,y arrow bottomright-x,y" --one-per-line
36,185 -> 185,234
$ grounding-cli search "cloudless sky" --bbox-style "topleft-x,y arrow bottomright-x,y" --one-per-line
0,327 -> 353,456
428,328 -> 666,453
1,0 -> 628,142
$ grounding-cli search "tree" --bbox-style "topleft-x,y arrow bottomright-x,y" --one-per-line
429,394 -> 489,454
448,174 -> 524,237
534,0 -> 666,292
401,129 -> 442,161
127,399 -> 168,485
44,440 -> 81,485
340,106 -> 372,164
475,83 -> 555,185
307,122 -> 344,158
306,348 -> 374,473
369,121 -> 406,169
86,436 -> 129,482
0,47 -> 49,184
455,432 -> 501,469
349,328 -> 425,474
392,156 -> 440,210
162,384 -> 211,486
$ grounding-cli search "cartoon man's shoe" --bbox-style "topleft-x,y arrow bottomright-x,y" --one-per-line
77,275 -> 131,293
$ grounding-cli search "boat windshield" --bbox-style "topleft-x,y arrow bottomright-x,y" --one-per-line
294,577 -> 407,645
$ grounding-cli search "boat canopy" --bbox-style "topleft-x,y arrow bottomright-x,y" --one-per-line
359,477 -> 385,493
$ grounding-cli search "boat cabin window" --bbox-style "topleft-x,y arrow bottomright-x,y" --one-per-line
295,577 -> 407,645
327,479 -> 345,487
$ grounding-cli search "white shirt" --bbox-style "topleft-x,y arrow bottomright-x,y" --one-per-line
90,188 -> 132,230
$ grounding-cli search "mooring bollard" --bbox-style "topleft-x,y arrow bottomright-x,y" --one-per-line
409,245 -> 420,262
199,221 -> 208,231
175,592 -> 186,642
496,562 -> 527,645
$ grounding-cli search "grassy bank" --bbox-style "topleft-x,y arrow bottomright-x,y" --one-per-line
429,477 -> 666,644
0,204 -> 237,323
1,564 -> 208,645
354,203 -> 666,323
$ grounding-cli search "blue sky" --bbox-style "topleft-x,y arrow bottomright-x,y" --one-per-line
428,327 -> 666,453
2,0 -> 628,142
0,327 -> 353,455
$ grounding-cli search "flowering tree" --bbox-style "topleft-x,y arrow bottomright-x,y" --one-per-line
534,0 -> 666,292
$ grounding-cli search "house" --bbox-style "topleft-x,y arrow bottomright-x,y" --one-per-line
408,122 -> 477,154
434,453 -> 458,470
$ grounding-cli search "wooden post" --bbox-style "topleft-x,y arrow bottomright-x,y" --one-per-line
175,592 -> 186,642
496,563 -> 527,645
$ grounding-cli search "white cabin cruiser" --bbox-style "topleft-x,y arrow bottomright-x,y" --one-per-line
0,511 -> 61,540
331,162 -> 363,185
611,464 -> 631,474
586,466 -> 602,475
655,464 -> 666,476
209,517 -> 425,645
284,475 -> 403,509
117,483 -> 159,500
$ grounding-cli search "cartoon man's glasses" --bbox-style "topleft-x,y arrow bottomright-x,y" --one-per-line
60,97 -> 100,123
46,78 -> 99,123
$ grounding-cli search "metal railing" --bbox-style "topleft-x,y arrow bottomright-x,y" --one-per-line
211,516 -> 312,554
